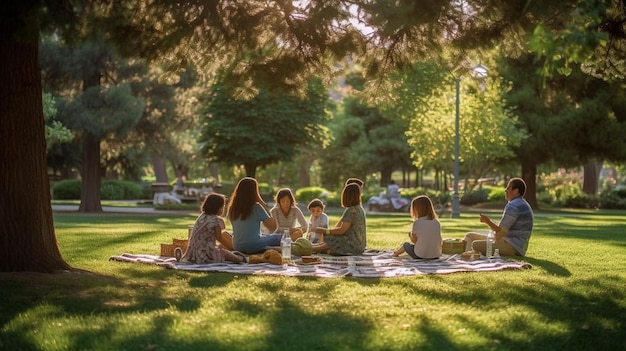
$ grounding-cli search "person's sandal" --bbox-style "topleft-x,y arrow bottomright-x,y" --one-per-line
233,251 -> 247,263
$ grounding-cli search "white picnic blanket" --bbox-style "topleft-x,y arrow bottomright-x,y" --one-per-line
109,250 -> 532,278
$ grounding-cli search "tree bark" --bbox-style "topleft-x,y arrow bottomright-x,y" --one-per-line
209,163 -> 219,183
78,134 -> 103,212
299,162 -> 310,187
151,156 -> 168,183
582,162 -> 602,195
380,168 -> 392,187
244,162 -> 257,178
521,162 -> 538,210
0,11 -> 71,272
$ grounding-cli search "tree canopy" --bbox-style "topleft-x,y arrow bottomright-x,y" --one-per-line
199,73 -> 330,178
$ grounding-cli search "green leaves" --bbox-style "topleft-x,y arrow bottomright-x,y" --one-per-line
199,73 -> 329,177
43,92 -> 73,149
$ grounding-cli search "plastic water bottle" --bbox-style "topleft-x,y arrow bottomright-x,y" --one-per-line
348,257 -> 356,275
486,230 -> 494,257
281,230 -> 292,264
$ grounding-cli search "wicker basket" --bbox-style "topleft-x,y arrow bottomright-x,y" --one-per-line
442,238 -> 466,254
172,238 -> 189,248
160,238 -> 189,257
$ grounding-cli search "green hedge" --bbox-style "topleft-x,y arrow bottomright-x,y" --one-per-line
295,186 -> 332,205
399,187 -> 450,207
52,179 -> 82,200
52,179 -> 145,200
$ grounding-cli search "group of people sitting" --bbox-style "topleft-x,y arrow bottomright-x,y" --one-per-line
177,176 -> 534,264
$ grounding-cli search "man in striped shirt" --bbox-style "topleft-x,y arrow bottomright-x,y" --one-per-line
464,177 -> 534,256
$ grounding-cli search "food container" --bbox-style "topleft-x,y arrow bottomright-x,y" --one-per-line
460,251 -> 481,261
442,238 -> 466,254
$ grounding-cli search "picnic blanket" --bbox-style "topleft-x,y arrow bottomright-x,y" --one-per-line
109,250 -> 532,278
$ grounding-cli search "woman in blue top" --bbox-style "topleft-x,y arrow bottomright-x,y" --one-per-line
228,177 -> 280,254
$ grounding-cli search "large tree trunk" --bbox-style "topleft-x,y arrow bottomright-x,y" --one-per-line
0,10 -> 71,272
299,162 -> 310,187
521,162 -> 538,210
244,162 -> 257,178
78,56 -> 104,212
209,163 -> 219,182
78,134 -> 103,212
151,155 -> 168,183
582,162 -> 602,195
380,168 -> 392,187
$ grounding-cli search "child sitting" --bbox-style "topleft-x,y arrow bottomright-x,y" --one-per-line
269,188 -> 307,240
392,195 -> 442,259
306,198 -> 328,243
179,193 -> 246,264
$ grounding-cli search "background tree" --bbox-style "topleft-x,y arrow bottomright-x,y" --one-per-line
372,59 -> 526,192
499,53 -> 626,208
42,35 -> 145,212
199,72 -> 330,178
43,92 -> 73,149
319,95 -> 412,190
105,64 -> 201,182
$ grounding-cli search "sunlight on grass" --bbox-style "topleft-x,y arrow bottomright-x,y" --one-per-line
1,208 -> 625,350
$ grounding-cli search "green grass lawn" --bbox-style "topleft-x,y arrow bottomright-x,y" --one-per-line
1,208 -> 625,351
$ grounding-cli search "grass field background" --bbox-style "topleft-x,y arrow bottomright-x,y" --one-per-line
1,205 -> 624,351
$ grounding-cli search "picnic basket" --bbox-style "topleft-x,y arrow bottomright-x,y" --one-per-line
160,238 -> 189,257
442,238 -> 466,254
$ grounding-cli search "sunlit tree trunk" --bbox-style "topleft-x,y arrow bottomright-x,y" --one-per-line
0,12 -> 71,272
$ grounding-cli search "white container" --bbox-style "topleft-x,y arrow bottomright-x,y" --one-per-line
348,257 -> 356,275
486,230 -> 494,257
281,230 -> 292,263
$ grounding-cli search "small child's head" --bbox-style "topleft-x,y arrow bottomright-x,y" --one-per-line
275,188 -> 296,209
201,193 -> 226,215
345,177 -> 364,189
307,198 -> 325,217
410,195 -> 437,220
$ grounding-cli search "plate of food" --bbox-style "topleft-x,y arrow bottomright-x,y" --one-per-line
295,255 -> 323,265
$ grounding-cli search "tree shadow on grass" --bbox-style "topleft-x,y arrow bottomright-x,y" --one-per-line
380,272 -> 626,351
2,265 -> 624,351
520,256 -> 571,277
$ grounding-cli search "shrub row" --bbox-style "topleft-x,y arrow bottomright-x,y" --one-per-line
52,179 -> 626,210
52,179 -> 147,200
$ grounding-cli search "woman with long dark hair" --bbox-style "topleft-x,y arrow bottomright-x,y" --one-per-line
228,177 -> 280,254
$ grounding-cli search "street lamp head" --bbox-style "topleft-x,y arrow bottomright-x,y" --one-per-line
471,64 -> 488,79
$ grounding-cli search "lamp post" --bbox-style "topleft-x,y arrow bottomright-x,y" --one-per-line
451,78 -> 461,218
451,64 -> 488,219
